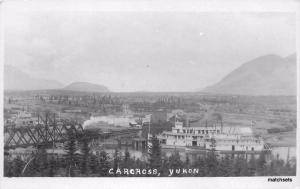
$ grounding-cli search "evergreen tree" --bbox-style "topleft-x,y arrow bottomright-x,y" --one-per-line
233,154 -> 245,176
248,154 -> 256,176
256,151 -> 267,176
4,157 -> 14,177
56,155 -> 63,170
169,151 -> 183,168
64,130 -> 78,177
193,156 -> 207,176
148,136 -> 162,170
134,158 -> 145,169
206,138 -> 218,176
282,159 -> 295,176
168,151 -> 183,176
289,160 -> 297,176
217,155 -> 234,176
37,146 -> 48,176
258,152 -> 267,175
240,158 -> 250,176
113,148 -> 121,176
26,152 -> 40,176
267,160 -> 277,176
99,151 -> 110,176
20,149 -> 47,177
134,158 -> 148,177
12,156 -> 25,177
80,138 -> 91,176
122,148 -> 131,168
89,154 -> 99,175
184,155 -> 190,168
160,155 -> 169,176
48,155 -> 57,177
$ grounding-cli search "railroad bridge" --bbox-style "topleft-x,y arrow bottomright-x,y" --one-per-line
4,116 -> 141,149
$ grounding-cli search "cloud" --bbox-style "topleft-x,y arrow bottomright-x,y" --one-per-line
4,11 -> 296,91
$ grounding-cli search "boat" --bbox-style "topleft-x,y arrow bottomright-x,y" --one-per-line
157,119 -> 271,153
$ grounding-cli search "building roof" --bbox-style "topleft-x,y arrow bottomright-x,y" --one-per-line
222,127 -> 253,135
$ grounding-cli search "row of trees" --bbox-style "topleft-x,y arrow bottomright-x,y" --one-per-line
33,94 -> 124,108
4,134 -> 296,177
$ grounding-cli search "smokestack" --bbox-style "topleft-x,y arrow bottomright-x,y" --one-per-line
186,115 -> 189,127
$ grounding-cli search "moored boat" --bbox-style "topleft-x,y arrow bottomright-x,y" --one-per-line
157,119 -> 271,153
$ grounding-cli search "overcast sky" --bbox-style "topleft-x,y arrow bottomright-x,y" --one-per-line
4,4 -> 296,92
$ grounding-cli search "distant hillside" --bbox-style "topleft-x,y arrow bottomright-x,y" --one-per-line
202,54 -> 297,96
4,65 -> 63,91
63,82 -> 109,93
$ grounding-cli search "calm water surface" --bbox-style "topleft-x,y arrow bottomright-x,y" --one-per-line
104,145 -> 296,164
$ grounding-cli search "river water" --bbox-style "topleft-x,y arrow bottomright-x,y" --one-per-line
9,143 -> 296,164
103,145 -> 296,164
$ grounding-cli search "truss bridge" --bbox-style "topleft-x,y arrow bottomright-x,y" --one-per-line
4,115 -> 141,149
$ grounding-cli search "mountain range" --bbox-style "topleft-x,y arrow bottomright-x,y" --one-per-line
4,65 -> 110,92
63,82 -> 109,93
202,54 -> 297,96
4,53 -> 297,95
4,65 -> 64,91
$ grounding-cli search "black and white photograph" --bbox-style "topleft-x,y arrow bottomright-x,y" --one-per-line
0,0 -> 299,188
